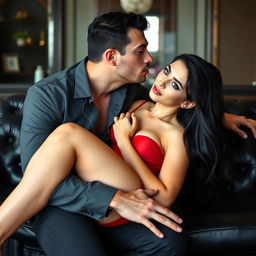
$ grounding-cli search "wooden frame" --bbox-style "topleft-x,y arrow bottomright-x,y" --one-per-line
2,54 -> 20,73
47,0 -> 64,74
212,0 -> 219,67
205,0 -> 219,66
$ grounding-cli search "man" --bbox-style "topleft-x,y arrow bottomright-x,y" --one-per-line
20,12 -> 256,255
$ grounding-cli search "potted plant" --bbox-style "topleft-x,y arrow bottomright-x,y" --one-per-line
13,30 -> 29,47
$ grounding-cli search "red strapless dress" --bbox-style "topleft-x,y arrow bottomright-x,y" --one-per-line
104,101 -> 164,227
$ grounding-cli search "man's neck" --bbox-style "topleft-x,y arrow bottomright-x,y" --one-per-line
86,60 -> 124,97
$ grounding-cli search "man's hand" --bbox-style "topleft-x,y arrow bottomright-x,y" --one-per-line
110,189 -> 183,238
224,113 -> 256,139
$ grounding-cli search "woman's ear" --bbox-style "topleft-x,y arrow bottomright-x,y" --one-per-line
105,49 -> 118,66
181,100 -> 196,109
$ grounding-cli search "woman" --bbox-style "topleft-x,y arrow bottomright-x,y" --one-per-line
0,54 -> 224,244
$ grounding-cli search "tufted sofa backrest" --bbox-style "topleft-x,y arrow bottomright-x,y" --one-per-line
221,126 -> 256,193
0,94 -> 256,203
224,100 -> 256,118
221,100 -> 256,193
0,94 -> 26,196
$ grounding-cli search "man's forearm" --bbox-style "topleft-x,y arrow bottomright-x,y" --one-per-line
49,178 -> 117,219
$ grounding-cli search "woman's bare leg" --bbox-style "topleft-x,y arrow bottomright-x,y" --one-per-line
0,123 -> 141,244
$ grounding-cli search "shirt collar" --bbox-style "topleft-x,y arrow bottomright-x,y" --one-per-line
74,57 -> 92,99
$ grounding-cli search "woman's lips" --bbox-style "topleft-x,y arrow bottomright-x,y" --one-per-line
152,85 -> 161,95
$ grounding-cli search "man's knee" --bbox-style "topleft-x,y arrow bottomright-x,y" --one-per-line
149,222 -> 188,256
157,230 -> 187,256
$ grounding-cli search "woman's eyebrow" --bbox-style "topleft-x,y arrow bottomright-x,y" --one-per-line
167,64 -> 171,73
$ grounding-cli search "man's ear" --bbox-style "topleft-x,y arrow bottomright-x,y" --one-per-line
181,100 -> 196,109
105,49 -> 118,66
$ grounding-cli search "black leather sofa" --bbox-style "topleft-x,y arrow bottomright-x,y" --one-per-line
0,94 -> 256,256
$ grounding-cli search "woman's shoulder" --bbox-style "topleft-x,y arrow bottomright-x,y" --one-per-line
168,121 -> 184,137
161,123 -> 185,149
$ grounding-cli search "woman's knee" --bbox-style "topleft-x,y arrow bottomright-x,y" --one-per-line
55,122 -> 81,135
49,123 -> 82,144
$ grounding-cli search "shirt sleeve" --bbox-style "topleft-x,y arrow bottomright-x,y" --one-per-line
20,84 -> 117,219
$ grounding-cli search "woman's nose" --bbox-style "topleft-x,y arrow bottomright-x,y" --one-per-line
159,80 -> 165,88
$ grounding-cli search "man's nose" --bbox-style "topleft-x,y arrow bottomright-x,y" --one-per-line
145,50 -> 153,63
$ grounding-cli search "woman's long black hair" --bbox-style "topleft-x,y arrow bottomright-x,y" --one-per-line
175,54 -> 225,205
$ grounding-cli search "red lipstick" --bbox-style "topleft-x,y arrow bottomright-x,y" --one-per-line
152,85 -> 161,95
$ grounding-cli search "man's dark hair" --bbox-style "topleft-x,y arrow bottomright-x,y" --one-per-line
87,11 -> 149,62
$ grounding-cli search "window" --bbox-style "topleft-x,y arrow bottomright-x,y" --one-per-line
145,16 -> 159,53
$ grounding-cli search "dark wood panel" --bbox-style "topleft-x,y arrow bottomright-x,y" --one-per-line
0,0 -> 64,89
218,0 -> 256,85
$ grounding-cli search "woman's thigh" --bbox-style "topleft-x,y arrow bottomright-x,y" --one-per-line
62,123 -> 141,191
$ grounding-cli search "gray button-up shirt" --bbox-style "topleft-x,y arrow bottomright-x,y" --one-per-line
20,57 -> 150,219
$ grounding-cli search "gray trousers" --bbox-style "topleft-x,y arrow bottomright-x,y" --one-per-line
33,206 -> 187,256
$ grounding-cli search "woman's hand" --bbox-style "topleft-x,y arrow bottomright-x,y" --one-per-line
224,112 -> 256,139
113,112 -> 138,142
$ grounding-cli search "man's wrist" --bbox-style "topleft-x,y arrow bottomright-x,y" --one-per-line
109,189 -> 123,210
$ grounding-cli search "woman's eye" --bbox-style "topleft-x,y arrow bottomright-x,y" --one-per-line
171,81 -> 179,90
163,68 -> 169,76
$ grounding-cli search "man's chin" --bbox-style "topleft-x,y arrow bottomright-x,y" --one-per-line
126,76 -> 146,84
137,76 -> 147,83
